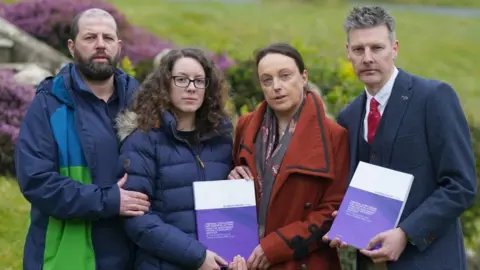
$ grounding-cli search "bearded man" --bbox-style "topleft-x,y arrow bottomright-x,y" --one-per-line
14,8 -> 149,270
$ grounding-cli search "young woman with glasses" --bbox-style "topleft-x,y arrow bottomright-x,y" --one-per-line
116,47 -> 232,270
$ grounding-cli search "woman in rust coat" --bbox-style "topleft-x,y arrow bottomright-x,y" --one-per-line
228,43 -> 350,270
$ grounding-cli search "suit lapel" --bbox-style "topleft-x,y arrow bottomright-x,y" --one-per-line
374,69 -> 413,166
347,94 -> 366,181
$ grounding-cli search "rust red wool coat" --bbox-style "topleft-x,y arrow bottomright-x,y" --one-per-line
233,91 -> 350,270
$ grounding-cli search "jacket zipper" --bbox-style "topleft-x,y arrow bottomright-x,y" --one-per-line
171,125 -> 205,181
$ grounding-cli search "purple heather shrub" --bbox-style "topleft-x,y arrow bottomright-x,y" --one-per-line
1,0 -> 235,70
209,52 -> 236,72
121,26 -> 173,64
0,69 -> 35,175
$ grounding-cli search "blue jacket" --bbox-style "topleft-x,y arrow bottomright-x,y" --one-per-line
116,109 -> 233,270
14,63 -> 139,270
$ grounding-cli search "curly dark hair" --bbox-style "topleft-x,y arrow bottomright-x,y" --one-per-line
131,47 -> 230,137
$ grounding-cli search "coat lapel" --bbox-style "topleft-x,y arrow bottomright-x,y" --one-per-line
375,69 -> 413,166
237,92 -> 336,204
271,92 -> 335,202
237,104 -> 265,189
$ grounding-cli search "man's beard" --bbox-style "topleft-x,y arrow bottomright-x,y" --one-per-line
74,49 -> 120,82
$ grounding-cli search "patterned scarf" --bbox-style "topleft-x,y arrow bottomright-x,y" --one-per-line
254,95 -> 306,237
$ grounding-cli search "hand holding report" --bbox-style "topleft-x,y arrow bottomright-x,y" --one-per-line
327,162 -> 414,250
193,179 -> 259,263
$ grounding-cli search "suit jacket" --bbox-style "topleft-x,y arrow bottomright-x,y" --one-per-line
233,91 -> 349,270
337,69 -> 477,270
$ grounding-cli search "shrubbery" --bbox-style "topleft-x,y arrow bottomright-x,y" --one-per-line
224,59 -> 263,116
0,0 -> 234,69
0,69 -> 35,176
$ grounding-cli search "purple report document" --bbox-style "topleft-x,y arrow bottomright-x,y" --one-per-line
193,179 -> 259,263
328,162 -> 414,250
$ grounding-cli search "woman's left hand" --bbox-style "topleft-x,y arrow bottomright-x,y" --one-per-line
228,165 -> 253,180
247,244 -> 270,269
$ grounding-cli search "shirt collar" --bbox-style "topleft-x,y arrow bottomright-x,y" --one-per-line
71,65 -> 92,93
364,66 -> 399,107
71,65 -> 118,101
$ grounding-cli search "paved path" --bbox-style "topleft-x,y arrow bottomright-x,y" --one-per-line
349,1 -> 480,18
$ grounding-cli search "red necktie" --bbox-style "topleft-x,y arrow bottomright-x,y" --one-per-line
367,98 -> 381,144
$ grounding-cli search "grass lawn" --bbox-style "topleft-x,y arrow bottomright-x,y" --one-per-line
110,0 -> 480,120
0,178 -> 28,270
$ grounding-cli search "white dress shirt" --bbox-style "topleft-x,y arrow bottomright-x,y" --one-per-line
363,67 -> 399,142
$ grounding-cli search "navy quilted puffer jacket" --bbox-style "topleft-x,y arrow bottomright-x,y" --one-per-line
117,109 -> 233,270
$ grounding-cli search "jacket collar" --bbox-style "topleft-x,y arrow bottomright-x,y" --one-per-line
51,62 -> 137,109
240,91 -> 336,181
161,110 -> 233,142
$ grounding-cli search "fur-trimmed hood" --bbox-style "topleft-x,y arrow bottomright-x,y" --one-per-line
116,109 -> 139,142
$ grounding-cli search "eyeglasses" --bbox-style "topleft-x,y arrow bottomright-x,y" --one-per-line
172,76 -> 209,89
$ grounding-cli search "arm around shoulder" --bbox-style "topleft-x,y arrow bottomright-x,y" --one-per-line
398,82 -> 477,251
14,92 -> 121,220
232,113 -> 253,166
119,129 -> 207,268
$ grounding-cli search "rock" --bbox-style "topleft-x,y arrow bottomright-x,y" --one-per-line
13,64 -> 52,86
153,48 -> 172,68
0,38 -> 13,63
0,16 -> 69,73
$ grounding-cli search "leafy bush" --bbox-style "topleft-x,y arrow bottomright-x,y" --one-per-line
224,59 -> 263,116
132,59 -> 154,83
0,69 -> 35,176
0,0 -> 235,70
119,57 -> 136,78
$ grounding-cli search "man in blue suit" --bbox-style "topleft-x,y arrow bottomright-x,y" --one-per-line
325,5 -> 477,270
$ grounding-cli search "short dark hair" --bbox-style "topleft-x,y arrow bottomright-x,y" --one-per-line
344,6 -> 396,42
254,42 -> 306,74
69,9 -> 120,41
70,11 -> 84,40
